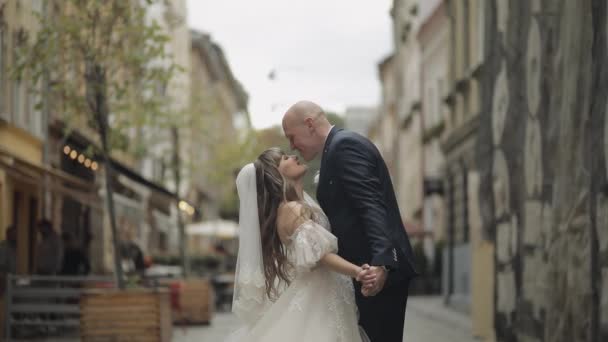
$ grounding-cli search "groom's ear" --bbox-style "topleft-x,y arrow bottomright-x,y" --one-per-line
304,117 -> 314,129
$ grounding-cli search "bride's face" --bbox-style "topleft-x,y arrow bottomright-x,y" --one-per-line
278,154 -> 307,180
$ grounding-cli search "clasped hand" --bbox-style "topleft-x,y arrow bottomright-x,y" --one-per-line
355,264 -> 387,297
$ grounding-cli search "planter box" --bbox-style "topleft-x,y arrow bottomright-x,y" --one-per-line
80,288 -> 172,342
170,279 -> 214,325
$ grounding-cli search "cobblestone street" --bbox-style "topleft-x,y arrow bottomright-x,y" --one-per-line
173,296 -> 477,342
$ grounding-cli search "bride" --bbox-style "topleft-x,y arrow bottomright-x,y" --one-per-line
225,148 -> 371,342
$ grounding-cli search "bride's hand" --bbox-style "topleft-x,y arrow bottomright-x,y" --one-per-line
360,266 -> 387,297
356,264 -> 374,282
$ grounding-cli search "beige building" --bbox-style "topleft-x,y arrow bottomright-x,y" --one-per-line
0,0 -> 98,276
442,0 -> 493,340
0,0 -> 46,275
189,29 -> 250,227
381,0 -> 493,339
418,0 -> 448,246
390,0 -> 424,228
371,54 -> 397,168
131,0 -> 193,261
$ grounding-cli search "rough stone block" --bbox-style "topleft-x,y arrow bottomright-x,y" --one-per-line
526,18 -> 541,117
599,192 -> 608,255
517,333 -> 540,342
541,202 -> 554,251
497,267 -> 516,320
522,251 -> 547,319
492,63 -> 509,146
532,0 -> 542,13
510,214 -> 519,257
524,200 -> 542,246
524,117 -> 543,197
493,150 -> 511,218
496,221 -> 512,264
602,268 -> 608,328
497,0 -> 509,35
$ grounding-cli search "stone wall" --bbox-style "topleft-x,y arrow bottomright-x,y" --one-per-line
477,0 -> 608,341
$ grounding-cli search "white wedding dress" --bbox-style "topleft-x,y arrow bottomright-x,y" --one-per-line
225,190 -> 369,342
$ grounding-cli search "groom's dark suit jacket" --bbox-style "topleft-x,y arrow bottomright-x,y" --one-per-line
316,128 -> 417,342
316,127 -> 417,279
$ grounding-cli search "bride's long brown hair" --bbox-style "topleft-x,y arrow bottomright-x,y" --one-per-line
254,147 -> 307,300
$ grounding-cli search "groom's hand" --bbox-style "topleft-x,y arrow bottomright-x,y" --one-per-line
360,266 -> 388,297
355,264 -> 371,282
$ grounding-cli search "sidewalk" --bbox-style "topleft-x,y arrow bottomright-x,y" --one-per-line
404,296 -> 476,342
175,296 -> 477,342
173,312 -> 238,342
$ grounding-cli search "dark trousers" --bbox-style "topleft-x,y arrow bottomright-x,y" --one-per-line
355,274 -> 410,342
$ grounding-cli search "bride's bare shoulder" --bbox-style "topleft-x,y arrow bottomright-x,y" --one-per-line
277,201 -> 308,241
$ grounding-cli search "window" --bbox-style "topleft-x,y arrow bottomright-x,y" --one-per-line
12,33 -> 25,125
437,78 -> 445,124
12,78 -> 21,124
428,87 -> 436,128
159,232 -> 168,252
32,0 -> 43,14
0,27 -> 4,118
462,167 -> 469,243
446,173 -> 455,295
29,82 -> 43,138
477,0 -> 486,66
463,0 -> 470,70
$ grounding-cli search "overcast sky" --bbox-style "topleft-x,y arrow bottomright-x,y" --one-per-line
187,0 -> 393,129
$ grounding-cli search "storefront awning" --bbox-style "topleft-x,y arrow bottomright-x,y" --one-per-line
0,147 -> 100,209
110,159 -> 177,199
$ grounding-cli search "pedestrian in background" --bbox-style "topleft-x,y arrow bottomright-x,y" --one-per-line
35,220 -> 63,276
60,232 -> 90,276
0,225 -> 17,294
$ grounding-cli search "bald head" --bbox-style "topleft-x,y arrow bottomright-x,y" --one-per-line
282,101 -> 332,161
283,101 -> 325,124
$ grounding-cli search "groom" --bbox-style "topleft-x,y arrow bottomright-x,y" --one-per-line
282,101 -> 418,342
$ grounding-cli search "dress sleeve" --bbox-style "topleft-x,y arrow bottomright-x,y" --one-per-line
289,221 -> 338,271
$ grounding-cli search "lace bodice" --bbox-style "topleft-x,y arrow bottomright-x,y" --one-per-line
284,196 -> 335,274
287,220 -> 337,273
276,201 -> 366,342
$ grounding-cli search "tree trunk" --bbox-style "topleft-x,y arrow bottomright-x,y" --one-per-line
171,126 -> 189,277
86,62 -> 125,289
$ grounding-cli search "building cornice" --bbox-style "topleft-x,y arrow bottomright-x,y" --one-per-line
422,120 -> 446,144
440,114 -> 480,154
417,1 -> 447,42
401,100 -> 421,128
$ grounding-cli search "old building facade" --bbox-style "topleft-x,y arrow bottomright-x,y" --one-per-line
189,29 -> 250,223
418,0 -> 449,273
391,0 -> 424,229
478,1 -> 608,340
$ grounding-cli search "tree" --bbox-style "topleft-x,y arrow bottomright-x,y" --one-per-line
15,0 -> 178,288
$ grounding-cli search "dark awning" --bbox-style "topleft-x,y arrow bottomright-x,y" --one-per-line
110,159 -> 177,200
